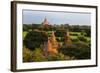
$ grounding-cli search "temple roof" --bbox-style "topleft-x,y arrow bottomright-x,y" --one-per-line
42,18 -> 49,26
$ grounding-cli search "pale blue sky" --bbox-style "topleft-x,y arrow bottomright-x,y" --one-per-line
23,10 -> 91,25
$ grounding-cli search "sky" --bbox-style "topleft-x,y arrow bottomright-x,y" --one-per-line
23,10 -> 91,25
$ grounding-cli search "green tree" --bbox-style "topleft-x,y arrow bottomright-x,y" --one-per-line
59,41 -> 90,60
24,30 -> 48,50
55,29 -> 66,37
32,48 -> 47,62
23,48 -> 33,62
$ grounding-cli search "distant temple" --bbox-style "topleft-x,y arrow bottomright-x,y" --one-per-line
42,18 -> 49,27
42,18 -> 72,56
64,29 -> 72,46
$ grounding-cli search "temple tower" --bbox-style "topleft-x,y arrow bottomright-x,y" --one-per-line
64,29 -> 72,46
43,31 -> 58,56
42,18 -> 49,27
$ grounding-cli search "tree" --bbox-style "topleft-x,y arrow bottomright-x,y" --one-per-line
32,48 -> 47,62
59,41 -> 90,59
23,24 -> 32,31
24,30 -> 48,50
85,28 -> 91,37
23,48 -> 33,62
55,29 -> 66,37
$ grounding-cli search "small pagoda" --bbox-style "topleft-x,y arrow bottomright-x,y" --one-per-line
64,29 -> 72,46
43,31 -> 58,56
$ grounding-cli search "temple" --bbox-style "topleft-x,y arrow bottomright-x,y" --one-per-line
42,18 -> 72,56
44,31 -> 58,56
42,18 -> 49,27
47,31 -> 58,54
64,29 -> 72,46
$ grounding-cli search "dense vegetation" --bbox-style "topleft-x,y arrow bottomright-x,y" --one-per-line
24,30 -> 48,50
23,24 -> 91,62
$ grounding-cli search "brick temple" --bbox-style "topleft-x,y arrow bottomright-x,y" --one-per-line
42,18 -> 49,27
42,18 -> 71,56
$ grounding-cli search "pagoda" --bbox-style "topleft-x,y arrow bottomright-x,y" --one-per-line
64,29 -> 72,46
47,31 -> 58,55
42,18 -> 49,27
43,31 -> 58,56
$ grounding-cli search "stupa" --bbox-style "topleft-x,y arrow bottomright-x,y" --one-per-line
64,29 -> 72,46
43,31 -> 58,56
42,18 -> 49,27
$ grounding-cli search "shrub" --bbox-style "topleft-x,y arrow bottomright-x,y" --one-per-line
23,48 -> 48,62
47,53 -> 65,61
77,48 -> 91,59
59,42 -> 91,60
23,48 -> 33,62
32,48 -> 48,62
59,45 -> 78,57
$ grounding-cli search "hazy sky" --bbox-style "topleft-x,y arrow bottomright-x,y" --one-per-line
23,10 -> 91,25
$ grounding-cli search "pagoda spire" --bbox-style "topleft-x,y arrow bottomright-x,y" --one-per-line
50,31 -> 58,48
64,29 -> 72,46
47,31 -> 58,55
42,17 -> 49,26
